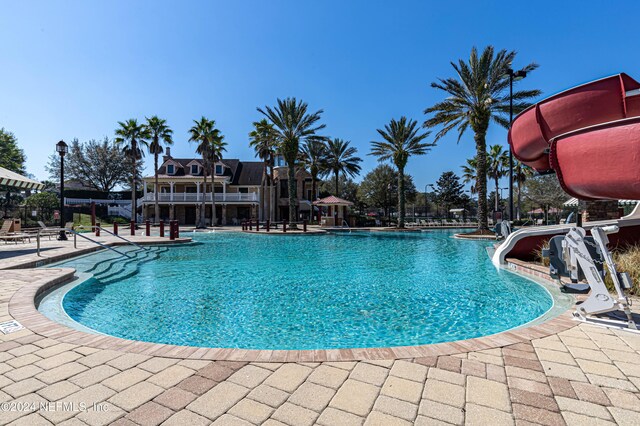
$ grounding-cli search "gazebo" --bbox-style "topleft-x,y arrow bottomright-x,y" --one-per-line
313,195 -> 353,227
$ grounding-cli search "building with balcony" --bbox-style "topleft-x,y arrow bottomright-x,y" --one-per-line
141,149 -> 317,225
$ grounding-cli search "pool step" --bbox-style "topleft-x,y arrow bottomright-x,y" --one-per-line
93,246 -> 168,285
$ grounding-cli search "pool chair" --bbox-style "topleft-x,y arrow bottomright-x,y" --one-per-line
0,220 -> 12,235
36,221 -> 59,239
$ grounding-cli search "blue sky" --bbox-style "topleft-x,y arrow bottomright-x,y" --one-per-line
2,0 -> 640,191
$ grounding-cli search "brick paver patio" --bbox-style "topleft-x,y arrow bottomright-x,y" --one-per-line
1,238 -> 639,425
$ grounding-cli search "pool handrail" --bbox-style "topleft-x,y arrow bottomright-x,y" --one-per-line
84,225 -> 148,251
35,227 -> 132,258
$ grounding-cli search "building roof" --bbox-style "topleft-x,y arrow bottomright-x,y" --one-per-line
313,195 -> 354,206
150,158 -> 263,186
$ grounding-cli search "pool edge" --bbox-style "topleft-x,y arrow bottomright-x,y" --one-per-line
9,264 -> 579,362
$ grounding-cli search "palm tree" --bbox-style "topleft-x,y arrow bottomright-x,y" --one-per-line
144,116 -> 173,223
487,145 -> 509,213
370,117 -> 433,228
301,139 -> 328,205
324,138 -> 362,197
258,98 -> 325,228
189,117 -> 215,228
207,126 -> 227,226
249,119 -> 278,221
461,157 -> 477,194
115,119 -> 149,223
424,46 -> 540,230
513,159 -> 533,220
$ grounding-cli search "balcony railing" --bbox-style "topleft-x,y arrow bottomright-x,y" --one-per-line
141,193 -> 258,203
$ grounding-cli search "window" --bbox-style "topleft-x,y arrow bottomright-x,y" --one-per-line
191,164 -> 199,175
280,180 -> 289,198
166,164 -> 174,175
215,164 -> 223,175
239,188 -> 249,194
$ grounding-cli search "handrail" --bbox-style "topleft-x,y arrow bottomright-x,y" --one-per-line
36,228 -> 131,258
79,225 -> 147,251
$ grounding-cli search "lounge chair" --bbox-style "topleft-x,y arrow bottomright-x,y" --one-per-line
0,220 -> 13,235
0,233 -> 31,244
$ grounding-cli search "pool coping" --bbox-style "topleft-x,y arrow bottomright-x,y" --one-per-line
8,260 -> 579,362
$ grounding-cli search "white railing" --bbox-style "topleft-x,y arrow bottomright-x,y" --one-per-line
65,197 -> 131,205
141,193 -> 258,202
108,205 -> 132,219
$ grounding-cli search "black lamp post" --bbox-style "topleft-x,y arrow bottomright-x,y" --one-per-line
507,68 -> 527,222
428,184 -> 436,217
424,184 -> 429,218
56,140 -> 68,240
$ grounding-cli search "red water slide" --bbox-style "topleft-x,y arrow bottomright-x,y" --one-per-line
508,73 -> 640,200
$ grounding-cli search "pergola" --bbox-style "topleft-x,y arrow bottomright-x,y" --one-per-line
313,195 -> 353,227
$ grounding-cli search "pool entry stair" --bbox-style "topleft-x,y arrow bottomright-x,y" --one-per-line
70,245 -> 168,285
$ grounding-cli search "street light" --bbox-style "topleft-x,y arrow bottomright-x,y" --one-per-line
56,140 -> 68,240
428,184 -> 436,217
507,67 -> 527,222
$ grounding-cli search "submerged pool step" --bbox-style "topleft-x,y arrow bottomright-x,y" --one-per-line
93,246 -> 168,285
92,248 -> 153,281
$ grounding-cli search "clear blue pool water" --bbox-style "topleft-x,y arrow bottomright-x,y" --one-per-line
44,229 -> 553,350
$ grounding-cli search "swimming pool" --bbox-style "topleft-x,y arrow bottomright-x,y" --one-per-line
40,229 -> 555,350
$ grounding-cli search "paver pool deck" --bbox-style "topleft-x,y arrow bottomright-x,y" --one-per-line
1,232 -> 640,425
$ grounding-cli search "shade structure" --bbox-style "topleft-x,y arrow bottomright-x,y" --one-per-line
0,167 -> 44,190
564,197 -> 639,207
312,195 -> 354,207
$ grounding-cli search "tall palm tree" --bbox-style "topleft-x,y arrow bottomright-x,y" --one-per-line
207,126 -> 227,226
513,159 -> 533,220
424,46 -> 540,230
461,157 -> 478,194
301,139 -> 328,204
144,116 -> 173,223
324,138 -> 362,197
487,145 -> 509,213
189,117 -> 215,228
249,119 -> 278,221
115,119 -> 149,223
258,98 -> 325,228
370,117 -> 433,228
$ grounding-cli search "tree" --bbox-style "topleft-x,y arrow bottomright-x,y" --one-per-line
206,125 -> 227,226
424,46 -> 540,230
487,145 -> 509,213
523,174 -> 568,224
358,164 -> 417,221
25,192 -> 59,223
46,138 -> 135,192
258,98 -> 325,228
0,128 -> 26,174
320,176 -> 360,204
434,171 -> 464,218
249,119 -> 278,221
324,138 -> 362,196
514,160 -> 533,220
370,117 -> 433,228
189,117 -> 216,228
461,157 -> 477,194
115,119 -> 149,222
301,139 -> 327,205
145,116 -> 173,223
